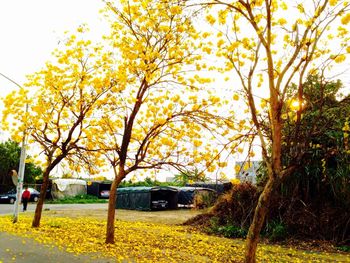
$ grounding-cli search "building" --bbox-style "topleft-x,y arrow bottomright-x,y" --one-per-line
235,161 -> 261,184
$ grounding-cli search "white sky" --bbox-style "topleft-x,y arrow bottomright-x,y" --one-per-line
0,0 -> 240,182
0,0 -> 106,95
0,0 -> 115,179
1,1 -> 349,181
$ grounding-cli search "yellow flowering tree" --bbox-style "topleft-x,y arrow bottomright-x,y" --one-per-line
197,0 -> 350,262
2,29 -> 115,227
95,0 -> 233,244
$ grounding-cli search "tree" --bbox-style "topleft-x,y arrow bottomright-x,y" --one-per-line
281,74 -> 350,207
196,1 -> 350,262
0,140 -> 21,187
2,28 -> 115,227
92,0 -> 232,243
174,168 -> 209,185
0,140 -> 42,187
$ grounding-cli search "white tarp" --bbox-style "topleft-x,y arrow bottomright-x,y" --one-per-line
52,179 -> 87,191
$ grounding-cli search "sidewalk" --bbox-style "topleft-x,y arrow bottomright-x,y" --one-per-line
0,232 -> 113,263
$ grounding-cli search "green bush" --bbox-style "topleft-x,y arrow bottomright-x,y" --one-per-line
208,216 -> 220,232
337,245 -> 350,252
208,217 -> 247,238
218,225 -> 247,238
264,220 -> 288,241
119,177 -> 182,188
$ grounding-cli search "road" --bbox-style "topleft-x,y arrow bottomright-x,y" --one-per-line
0,203 -> 109,215
0,232 -> 113,263
0,203 -> 112,262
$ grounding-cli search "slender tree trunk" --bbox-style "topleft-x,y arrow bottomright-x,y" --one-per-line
105,79 -> 142,243
105,166 -> 124,244
244,177 -> 277,263
32,170 -> 50,227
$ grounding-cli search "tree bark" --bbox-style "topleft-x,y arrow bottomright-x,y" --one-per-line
105,166 -> 124,244
32,169 -> 50,227
244,177 -> 276,263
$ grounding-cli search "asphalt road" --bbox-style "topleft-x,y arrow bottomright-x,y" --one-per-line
0,232 -> 113,263
0,203 -> 113,262
0,203 -> 109,215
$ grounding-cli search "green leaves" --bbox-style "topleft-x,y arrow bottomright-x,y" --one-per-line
0,140 -> 42,186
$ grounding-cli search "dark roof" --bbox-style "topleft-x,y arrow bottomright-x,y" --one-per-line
117,186 -> 178,193
175,186 -> 216,192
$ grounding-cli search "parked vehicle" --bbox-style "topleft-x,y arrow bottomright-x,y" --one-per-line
0,188 -> 40,204
100,190 -> 110,199
151,200 -> 168,209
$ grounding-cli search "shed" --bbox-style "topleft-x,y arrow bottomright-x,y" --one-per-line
177,187 -> 217,206
185,182 -> 232,194
87,181 -> 112,198
116,186 -> 178,211
51,179 -> 87,199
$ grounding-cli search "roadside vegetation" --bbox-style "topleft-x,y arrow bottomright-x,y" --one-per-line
118,177 -> 181,188
0,140 -> 42,189
186,182 -> 350,251
45,195 -> 108,204
184,75 -> 350,258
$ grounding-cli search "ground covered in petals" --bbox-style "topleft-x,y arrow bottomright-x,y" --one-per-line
0,215 -> 349,262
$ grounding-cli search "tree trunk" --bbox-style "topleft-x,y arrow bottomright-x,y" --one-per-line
32,170 -> 50,227
244,177 -> 276,263
105,167 -> 124,244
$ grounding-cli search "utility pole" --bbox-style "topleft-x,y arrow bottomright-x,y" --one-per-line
13,114 -> 27,222
0,72 -> 28,223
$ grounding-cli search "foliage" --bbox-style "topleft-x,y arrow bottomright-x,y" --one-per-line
337,246 -> 350,253
263,220 -> 288,242
61,173 -> 73,179
24,162 -> 43,184
277,75 -> 350,243
196,0 -> 350,260
118,177 -> 181,188
0,215 -> 348,262
2,1 -> 350,257
218,225 -> 248,239
174,168 -> 209,186
0,140 -> 19,185
95,0 -> 234,243
208,217 -> 248,238
209,182 -> 258,228
193,191 -> 217,209
2,26 -> 116,227
280,75 -> 350,206
0,140 -> 42,186
93,0 -> 231,179
2,28 -> 115,176
187,179 -> 349,244
46,194 -> 107,204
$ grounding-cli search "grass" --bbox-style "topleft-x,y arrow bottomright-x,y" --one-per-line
45,194 -> 108,204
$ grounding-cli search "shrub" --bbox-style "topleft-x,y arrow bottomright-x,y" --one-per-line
206,216 -> 247,238
210,182 -> 258,228
337,245 -> 350,252
193,191 -> 217,209
218,225 -> 247,238
264,220 -> 288,241
185,181 -> 349,244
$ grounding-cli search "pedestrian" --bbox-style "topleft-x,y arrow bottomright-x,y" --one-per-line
22,187 -> 31,212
